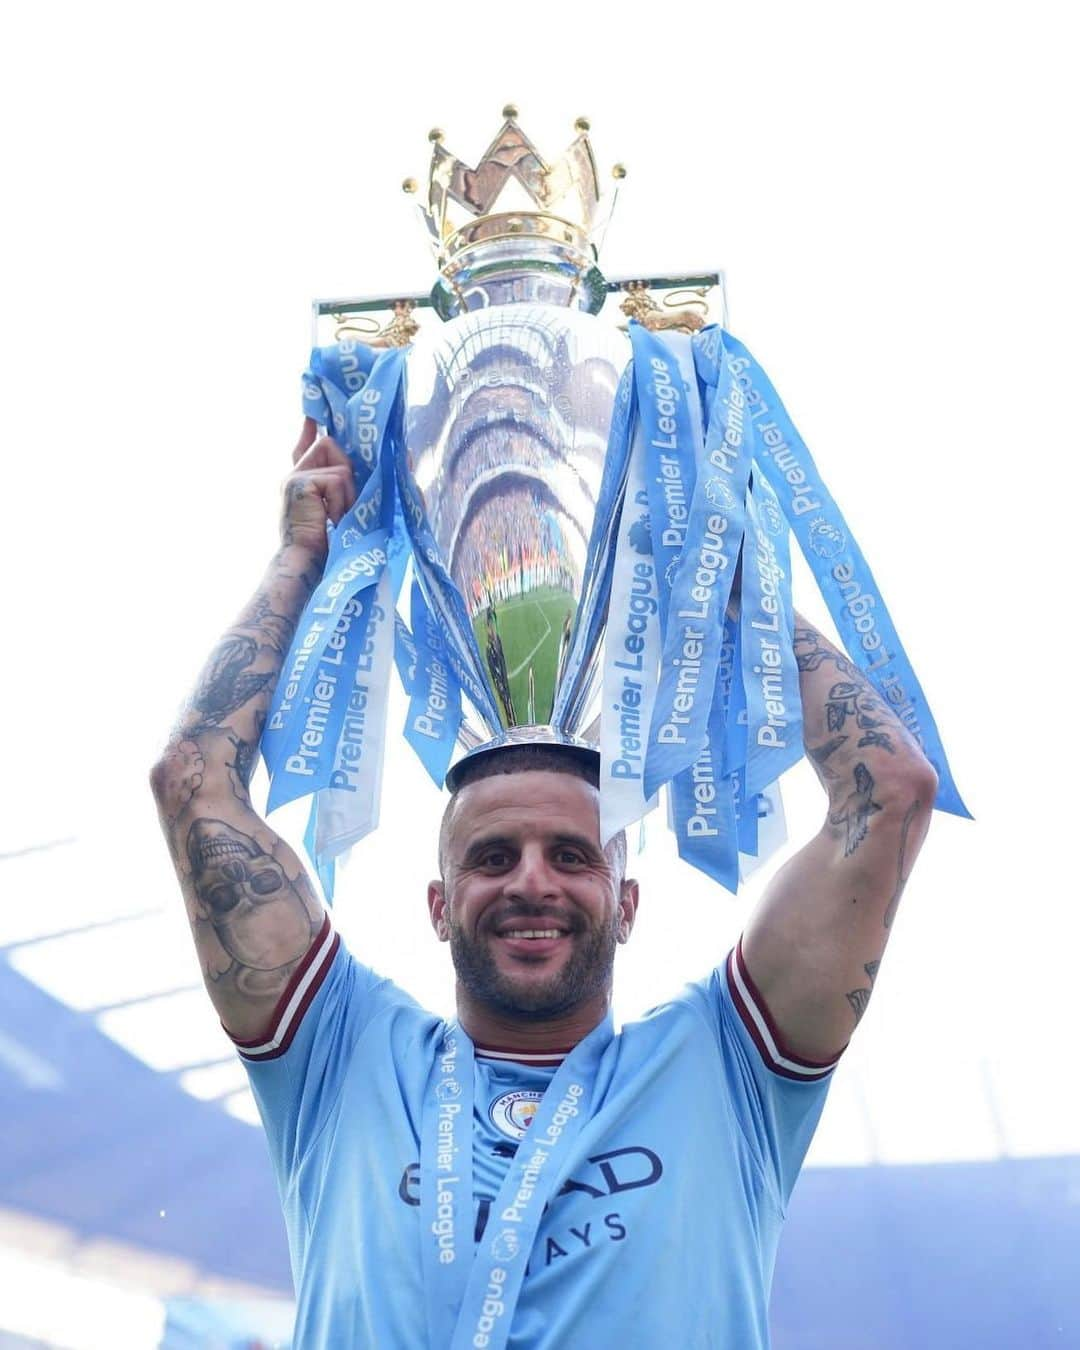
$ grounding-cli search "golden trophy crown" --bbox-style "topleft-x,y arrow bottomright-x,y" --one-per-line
403,105 -> 625,313
316,107 -> 720,342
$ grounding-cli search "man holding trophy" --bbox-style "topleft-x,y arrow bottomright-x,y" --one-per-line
152,110 -> 960,1347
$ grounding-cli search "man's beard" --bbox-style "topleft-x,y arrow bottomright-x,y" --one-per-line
447,906 -> 619,1022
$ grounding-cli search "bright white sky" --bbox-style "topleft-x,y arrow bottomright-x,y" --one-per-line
2,5 -> 1078,1292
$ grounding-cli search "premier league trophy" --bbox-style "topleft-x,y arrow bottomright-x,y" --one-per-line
259,107 -> 967,897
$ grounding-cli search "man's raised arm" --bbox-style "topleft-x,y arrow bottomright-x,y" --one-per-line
150,423 -> 353,1041
740,615 -> 939,1064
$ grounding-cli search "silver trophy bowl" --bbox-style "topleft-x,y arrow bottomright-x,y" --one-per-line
399,258 -> 631,769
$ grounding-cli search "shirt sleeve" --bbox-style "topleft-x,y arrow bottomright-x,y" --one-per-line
681,937 -> 840,1213
226,915 -> 417,1183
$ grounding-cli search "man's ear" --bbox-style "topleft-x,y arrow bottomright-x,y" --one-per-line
616,879 -> 640,944
428,881 -> 450,942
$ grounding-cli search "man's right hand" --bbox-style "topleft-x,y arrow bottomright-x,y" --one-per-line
281,418 -> 356,561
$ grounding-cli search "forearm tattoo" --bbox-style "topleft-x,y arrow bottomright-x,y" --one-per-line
237,591 -> 299,656
795,625 -> 898,754
795,624 -> 922,856
823,681 -> 896,754
224,712 -> 265,800
173,557 -> 314,757
190,636 -> 274,731
807,735 -> 849,768
793,623 -> 932,1033
154,567 -> 324,1009
793,627 -> 857,677
845,959 -> 880,1025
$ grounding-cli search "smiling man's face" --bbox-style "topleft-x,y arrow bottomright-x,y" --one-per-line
429,771 -> 637,1026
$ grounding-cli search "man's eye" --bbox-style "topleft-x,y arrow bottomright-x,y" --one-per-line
556,850 -> 586,866
481,851 -> 511,868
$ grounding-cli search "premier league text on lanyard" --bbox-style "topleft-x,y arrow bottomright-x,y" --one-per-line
420,1019 -> 613,1350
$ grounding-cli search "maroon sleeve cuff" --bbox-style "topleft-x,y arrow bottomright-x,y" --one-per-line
726,938 -> 841,1082
227,916 -> 340,1062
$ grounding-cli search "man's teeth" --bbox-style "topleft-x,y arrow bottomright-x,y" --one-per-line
501,929 -> 563,939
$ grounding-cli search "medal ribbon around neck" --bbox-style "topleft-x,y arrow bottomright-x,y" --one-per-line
420,1016 -> 613,1350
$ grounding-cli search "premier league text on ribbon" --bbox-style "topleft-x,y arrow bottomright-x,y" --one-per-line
272,589 -> 387,791
653,371 -> 745,752
431,1032 -> 464,1268
471,1081 -> 586,1349
608,557 -> 657,782
729,349 -> 932,756
747,522 -> 791,751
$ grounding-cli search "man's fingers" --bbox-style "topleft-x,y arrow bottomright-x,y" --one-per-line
285,465 -> 356,520
294,431 -> 352,473
292,417 -> 319,464
320,472 -> 352,527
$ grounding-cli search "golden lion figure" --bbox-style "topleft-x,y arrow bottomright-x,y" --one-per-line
619,281 -> 706,334
369,299 -> 420,348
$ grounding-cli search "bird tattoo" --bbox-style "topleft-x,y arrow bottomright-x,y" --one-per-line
829,762 -> 882,857
192,636 -> 274,727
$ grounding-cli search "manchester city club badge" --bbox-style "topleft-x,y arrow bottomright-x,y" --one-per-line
489,1089 -> 543,1141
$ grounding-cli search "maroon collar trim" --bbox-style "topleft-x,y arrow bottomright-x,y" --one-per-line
474,1042 -> 572,1067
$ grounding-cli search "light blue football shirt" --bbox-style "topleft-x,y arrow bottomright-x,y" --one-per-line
233,916 -> 837,1348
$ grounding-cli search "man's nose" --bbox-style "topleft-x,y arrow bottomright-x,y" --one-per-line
505,843 -> 558,898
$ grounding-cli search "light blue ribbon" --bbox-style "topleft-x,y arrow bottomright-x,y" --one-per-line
644,343 -> 752,798
739,476 -> 804,800
262,347 -> 404,816
722,332 -> 969,818
629,324 -> 699,631
597,416 -> 663,845
670,614 -> 741,890
302,336 -> 378,461
394,609 -> 419,698
404,579 -> 464,787
420,1024 -> 475,1349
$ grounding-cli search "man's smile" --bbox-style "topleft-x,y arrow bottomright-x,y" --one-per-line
492,930 -> 573,960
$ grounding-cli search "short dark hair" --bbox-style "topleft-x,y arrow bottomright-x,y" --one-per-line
450,745 -> 599,793
439,746 -> 626,883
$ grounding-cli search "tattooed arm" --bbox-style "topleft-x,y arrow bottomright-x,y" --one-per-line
740,616 -> 938,1061
150,422 -> 355,1040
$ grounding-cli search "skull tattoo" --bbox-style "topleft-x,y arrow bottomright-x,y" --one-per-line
186,819 -> 311,971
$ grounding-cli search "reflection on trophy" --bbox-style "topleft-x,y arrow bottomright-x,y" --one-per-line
484,606 -> 516,726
